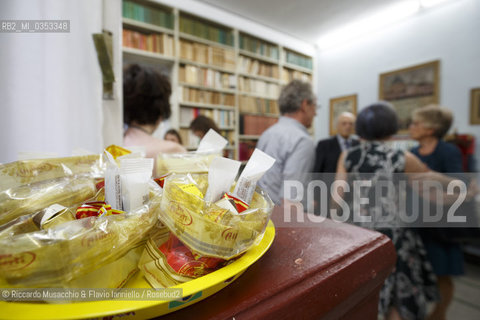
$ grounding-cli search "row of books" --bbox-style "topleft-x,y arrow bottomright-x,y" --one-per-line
179,107 -> 235,129
239,34 -> 279,60
123,29 -> 174,56
238,56 -> 279,79
180,16 -> 234,46
281,68 -> 312,84
286,51 -> 313,70
180,40 -> 236,71
239,96 -> 279,115
238,77 -> 280,99
179,86 -> 235,106
122,0 -> 174,29
179,65 -> 236,90
239,141 -> 257,161
239,115 -> 278,135
179,128 -> 235,149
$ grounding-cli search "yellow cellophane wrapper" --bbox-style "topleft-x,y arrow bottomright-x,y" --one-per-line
0,205 -> 76,240
160,173 -> 273,260
0,155 -> 103,192
65,245 -> 144,289
156,151 -> 221,177
138,227 -> 194,288
0,154 -> 161,289
0,176 -> 97,225
0,185 -> 162,288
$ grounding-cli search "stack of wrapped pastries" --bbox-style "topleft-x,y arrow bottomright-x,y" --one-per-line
0,155 -> 162,289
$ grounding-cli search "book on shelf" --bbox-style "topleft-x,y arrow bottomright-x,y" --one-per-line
238,56 -> 279,79
179,86 -> 235,106
239,96 -> 279,115
122,0 -> 173,29
285,51 -> 313,70
123,29 -> 174,56
281,68 -> 312,84
179,39 -> 236,71
239,140 -> 257,161
238,77 -> 279,99
179,15 -> 234,46
179,65 -> 236,90
179,107 -> 235,129
240,114 -> 278,136
239,34 -> 279,60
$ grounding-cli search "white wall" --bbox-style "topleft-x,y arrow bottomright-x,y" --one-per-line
314,0 -> 480,167
0,0 -> 104,164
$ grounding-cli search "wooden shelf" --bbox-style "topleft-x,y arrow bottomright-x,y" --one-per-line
239,135 -> 260,140
122,17 -> 174,35
239,49 -> 279,64
179,32 -> 234,50
238,91 -> 277,100
179,102 -> 236,111
238,72 -> 280,83
179,59 -> 235,74
180,124 -> 235,131
240,112 -> 279,118
283,63 -> 313,74
120,1 -> 314,161
179,82 -> 236,94
122,47 -> 174,64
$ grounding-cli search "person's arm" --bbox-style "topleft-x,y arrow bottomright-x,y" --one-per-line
404,151 -> 472,203
405,151 -> 454,186
282,137 -> 315,208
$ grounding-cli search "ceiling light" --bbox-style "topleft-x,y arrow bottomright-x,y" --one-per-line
317,0 -> 431,50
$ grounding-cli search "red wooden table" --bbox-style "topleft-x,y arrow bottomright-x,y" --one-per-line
158,209 -> 396,320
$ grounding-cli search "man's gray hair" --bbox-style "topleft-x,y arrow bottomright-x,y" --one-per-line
278,80 -> 315,115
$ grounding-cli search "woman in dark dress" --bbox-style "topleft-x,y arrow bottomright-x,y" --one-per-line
336,102 -> 439,320
409,105 -> 464,320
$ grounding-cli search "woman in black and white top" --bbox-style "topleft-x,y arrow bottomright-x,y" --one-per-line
335,102 -> 440,320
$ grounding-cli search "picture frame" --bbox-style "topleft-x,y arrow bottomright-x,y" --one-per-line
329,94 -> 357,136
379,60 -> 440,133
470,88 -> 480,125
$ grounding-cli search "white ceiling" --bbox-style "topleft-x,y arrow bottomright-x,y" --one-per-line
197,0 -> 408,44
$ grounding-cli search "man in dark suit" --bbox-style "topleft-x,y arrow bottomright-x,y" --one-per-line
314,112 -> 358,173
313,112 -> 358,215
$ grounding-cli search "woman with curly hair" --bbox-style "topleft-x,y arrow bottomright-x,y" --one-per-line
123,64 -> 185,167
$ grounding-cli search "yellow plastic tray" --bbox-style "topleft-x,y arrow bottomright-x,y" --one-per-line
1,220 -> 275,320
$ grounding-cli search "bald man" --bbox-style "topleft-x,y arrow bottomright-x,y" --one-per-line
313,112 -> 358,173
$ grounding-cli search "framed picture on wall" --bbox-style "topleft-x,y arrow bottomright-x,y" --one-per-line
470,88 -> 480,124
329,94 -> 357,135
379,60 -> 440,134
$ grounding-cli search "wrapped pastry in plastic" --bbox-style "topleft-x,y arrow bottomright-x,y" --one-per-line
0,181 -> 162,288
0,150 -> 161,289
160,172 -> 273,260
138,229 -> 225,288
0,204 -> 75,240
0,176 -> 97,225
0,154 -> 103,192
156,129 -> 228,177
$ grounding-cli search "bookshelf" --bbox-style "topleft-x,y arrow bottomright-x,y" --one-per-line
120,0 -> 314,161
281,48 -> 313,85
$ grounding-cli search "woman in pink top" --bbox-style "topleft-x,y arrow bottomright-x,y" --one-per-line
123,64 -> 185,174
